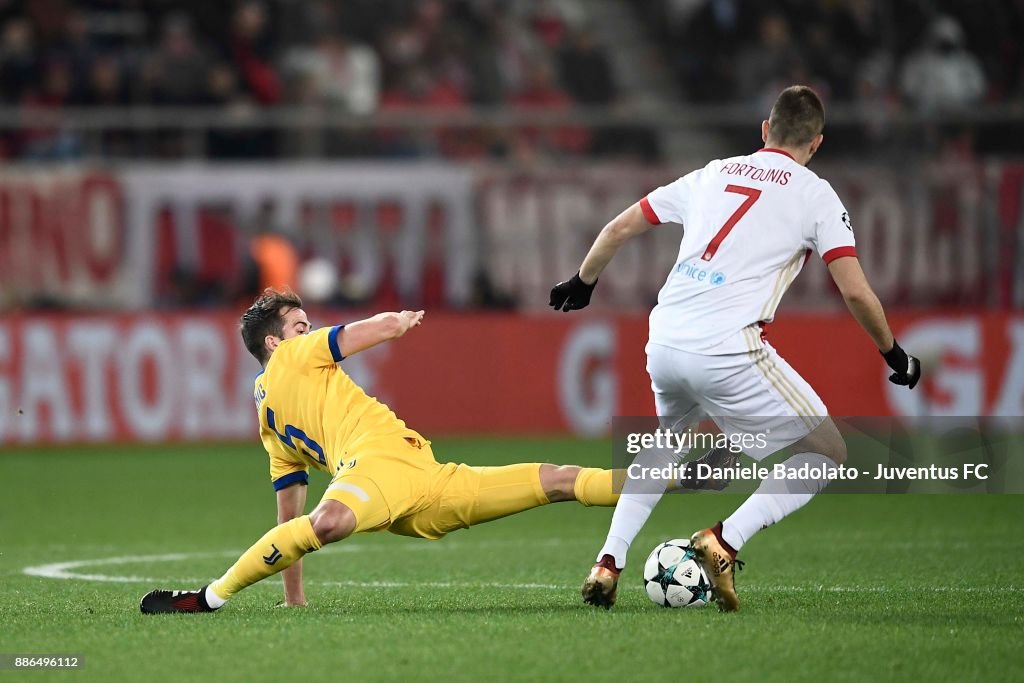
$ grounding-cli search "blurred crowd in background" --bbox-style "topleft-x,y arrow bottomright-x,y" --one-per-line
1,0 -> 1021,315
0,0 -> 626,159
1,0 -> 1022,160
644,0 -> 1022,110
0,0 -> 615,110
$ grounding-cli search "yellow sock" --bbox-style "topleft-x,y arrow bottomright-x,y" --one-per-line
573,468 -> 620,507
209,516 -> 322,601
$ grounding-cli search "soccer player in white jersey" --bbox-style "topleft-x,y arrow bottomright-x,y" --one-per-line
550,86 -> 921,611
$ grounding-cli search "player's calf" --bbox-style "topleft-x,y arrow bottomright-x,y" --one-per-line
539,464 -> 581,502
538,465 -> 619,507
140,513 -> 327,615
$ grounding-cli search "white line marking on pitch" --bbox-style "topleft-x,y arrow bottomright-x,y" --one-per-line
319,580 -> 565,590
21,553 -> 567,590
20,552 -> 1023,594
22,552 -> 235,583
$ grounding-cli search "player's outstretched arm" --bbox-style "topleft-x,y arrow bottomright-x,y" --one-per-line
276,483 -> 309,606
339,310 -> 425,357
550,203 -> 652,311
827,256 -> 921,389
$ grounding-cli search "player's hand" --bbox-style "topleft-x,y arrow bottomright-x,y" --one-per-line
881,340 -> 921,389
275,599 -> 308,608
395,310 -> 425,336
549,272 -> 597,312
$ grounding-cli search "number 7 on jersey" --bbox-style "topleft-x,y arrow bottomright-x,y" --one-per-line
701,185 -> 762,261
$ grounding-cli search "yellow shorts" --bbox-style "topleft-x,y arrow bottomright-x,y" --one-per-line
320,436 -> 549,540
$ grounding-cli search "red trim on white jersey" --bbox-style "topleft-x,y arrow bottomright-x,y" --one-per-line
822,246 -> 858,264
758,148 -> 796,161
640,196 -> 662,225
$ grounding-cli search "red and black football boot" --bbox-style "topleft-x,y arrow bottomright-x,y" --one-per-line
140,586 -> 217,615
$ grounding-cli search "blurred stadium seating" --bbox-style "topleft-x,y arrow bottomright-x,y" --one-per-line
1,0 -> 1022,445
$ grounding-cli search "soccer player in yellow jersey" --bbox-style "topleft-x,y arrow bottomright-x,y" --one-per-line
140,289 -> 622,614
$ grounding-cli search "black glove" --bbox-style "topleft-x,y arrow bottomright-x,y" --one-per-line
679,446 -> 742,491
881,340 -> 921,389
549,272 -> 597,312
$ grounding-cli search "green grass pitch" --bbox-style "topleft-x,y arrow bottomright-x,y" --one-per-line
2,438 -> 1022,682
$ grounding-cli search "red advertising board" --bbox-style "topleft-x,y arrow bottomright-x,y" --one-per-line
0,169 -> 131,308
1,311 -> 1020,445
3,160 -> 1022,314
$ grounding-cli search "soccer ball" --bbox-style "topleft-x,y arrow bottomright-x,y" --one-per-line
642,538 -> 712,608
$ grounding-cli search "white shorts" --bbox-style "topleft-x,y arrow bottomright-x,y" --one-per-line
646,329 -> 828,461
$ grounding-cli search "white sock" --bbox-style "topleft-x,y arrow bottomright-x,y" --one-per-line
598,494 -> 664,569
204,585 -> 227,609
721,452 -> 837,552
597,446 -> 682,569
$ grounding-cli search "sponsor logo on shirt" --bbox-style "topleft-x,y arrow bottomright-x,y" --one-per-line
676,262 -> 727,286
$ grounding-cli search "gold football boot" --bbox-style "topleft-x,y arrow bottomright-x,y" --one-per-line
690,524 -> 743,612
581,554 -> 621,608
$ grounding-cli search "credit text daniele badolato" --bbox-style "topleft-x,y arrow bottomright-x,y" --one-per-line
625,462 -> 991,482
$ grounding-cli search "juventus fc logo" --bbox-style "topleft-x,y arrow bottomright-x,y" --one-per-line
263,544 -> 283,565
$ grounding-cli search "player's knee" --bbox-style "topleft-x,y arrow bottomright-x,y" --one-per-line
540,464 -> 580,503
818,422 -> 848,465
815,428 -> 847,466
793,419 -> 847,466
827,438 -> 848,466
309,501 -> 356,545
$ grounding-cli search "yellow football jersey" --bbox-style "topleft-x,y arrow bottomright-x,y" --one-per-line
253,325 -> 424,491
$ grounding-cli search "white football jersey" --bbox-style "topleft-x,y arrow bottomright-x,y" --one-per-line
643,148 -> 856,355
